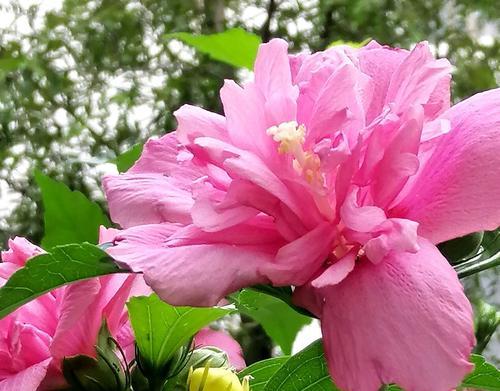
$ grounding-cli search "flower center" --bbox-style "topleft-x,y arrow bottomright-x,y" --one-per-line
267,121 -> 322,186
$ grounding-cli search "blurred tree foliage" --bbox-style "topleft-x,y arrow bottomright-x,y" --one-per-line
0,0 -> 498,245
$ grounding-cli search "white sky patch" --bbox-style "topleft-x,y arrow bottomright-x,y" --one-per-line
292,319 -> 322,354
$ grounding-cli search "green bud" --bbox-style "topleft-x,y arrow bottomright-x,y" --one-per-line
62,321 -> 130,391
474,300 -> 500,354
187,347 -> 230,370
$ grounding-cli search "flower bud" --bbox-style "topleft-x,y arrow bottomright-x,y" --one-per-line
188,366 -> 250,391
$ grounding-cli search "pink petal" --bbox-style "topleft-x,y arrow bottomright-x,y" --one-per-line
254,39 -> 293,100
311,250 -> 356,288
194,137 -> 318,227
0,358 -> 51,391
174,105 -> 227,145
308,238 -> 474,391
272,222 -> 336,285
195,328 -> 246,370
0,262 -> 21,283
51,274 -> 134,360
129,132 -> 204,181
107,223 -> 282,306
392,88 -> 500,243
305,63 -> 370,146
220,80 -> 274,158
98,226 -> 120,244
254,38 -> 298,125
385,42 -> 451,120
340,190 -> 387,232
1,237 -> 43,266
355,42 -> 407,122
103,173 -> 194,228
190,181 -> 259,232
50,279 -> 102,359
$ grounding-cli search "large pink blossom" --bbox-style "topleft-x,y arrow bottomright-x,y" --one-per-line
103,39 -> 500,391
0,233 -> 147,390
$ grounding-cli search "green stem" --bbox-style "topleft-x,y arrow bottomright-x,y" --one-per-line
456,251 -> 500,278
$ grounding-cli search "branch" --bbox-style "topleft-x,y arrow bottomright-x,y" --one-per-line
261,0 -> 278,43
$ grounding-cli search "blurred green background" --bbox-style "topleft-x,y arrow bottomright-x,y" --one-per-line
0,0 -> 498,362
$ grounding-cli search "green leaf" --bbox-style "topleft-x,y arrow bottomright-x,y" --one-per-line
0,243 -> 122,319
381,385 -> 403,391
328,38 -> 371,48
166,28 -> 261,69
439,231 -> 484,264
35,170 -> 111,248
263,339 -> 339,391
238,356 -> 290,391
460,354 -> 500,391
115,143 -> 143,172
232,289 -> 312,355
127,294 -> 230,372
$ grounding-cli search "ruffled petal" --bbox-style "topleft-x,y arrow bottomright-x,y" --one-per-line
384,42 -> 451,120
392,88 -> 500,243
129,132 -> 204,182
1,237 -> 43,266
0,358 -> 51,391
304,238 -> 474,391
103,173 -> 194,228
107,223 -> 283,306
50,279 -> 102,359
174,105 -> 227,145
272,222 -> 336,285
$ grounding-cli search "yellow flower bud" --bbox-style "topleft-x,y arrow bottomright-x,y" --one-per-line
188,366 -> 250,391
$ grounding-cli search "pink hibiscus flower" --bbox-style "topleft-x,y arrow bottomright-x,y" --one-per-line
0,233 -> 148,390
103,39 -> 500,391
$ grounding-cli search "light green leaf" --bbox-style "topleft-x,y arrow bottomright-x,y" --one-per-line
460,354 -> 500,391
115,143 -> 143,172
328,38 -> 371,48
127,294 -> 230,371
263,339 -> 339,391
232,289 -> 312,355
381,385 -> 403,391
35,170 -> 111,248
0,56 -> 26,72
166,28 -> 261,69
238,356 -> 290,391
0,243 -> 122,319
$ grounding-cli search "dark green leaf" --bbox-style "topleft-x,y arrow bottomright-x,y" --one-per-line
35,170 -> 111,248
263,340 -> 339,391
232,289 -> 312,355
0,243 -> 122,319
127,294 -> 230,373
238,356 -> 290,391
439,231 -> 484,264
250,285 -> 315,318
166,28 -> 261,69
115,143 -> 143,172
460,354 -> 500,391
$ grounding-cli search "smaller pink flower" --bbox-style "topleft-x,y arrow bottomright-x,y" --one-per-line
0,235 -> 147,391
194,328 -> 246,371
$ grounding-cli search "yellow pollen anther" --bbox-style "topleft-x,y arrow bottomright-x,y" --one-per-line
266,121 -> 305,154
267,121 -> 324,187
